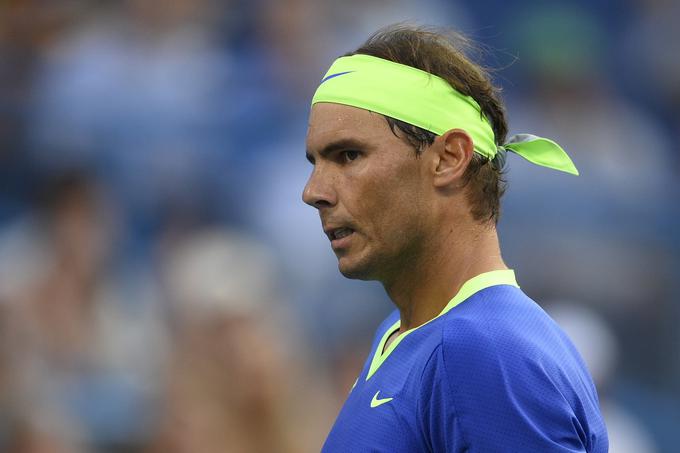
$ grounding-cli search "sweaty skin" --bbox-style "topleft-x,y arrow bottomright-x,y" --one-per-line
303,103 -> 507,338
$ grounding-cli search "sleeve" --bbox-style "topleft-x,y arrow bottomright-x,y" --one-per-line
418,320 -> 594,452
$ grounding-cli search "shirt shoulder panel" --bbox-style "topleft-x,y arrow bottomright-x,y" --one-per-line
428,285 -> 608,452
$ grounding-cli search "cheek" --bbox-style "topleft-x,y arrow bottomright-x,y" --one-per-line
360,169 -> 424,242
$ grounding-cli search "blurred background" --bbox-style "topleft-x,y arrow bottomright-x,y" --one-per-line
0,0 -> 678,452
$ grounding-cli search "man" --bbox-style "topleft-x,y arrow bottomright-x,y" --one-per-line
303,25 -> 608,452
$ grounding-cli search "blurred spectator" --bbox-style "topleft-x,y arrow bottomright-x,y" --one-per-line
149,228 -> 336,452
27,0 -> 240,233
0,1 -> 84,222
0,170 -> 167,451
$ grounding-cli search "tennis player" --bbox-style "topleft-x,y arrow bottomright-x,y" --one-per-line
303,25 -> 608,452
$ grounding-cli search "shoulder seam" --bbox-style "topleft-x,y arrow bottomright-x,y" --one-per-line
416,320 -> 447,451
441,333 -> 472,451
418,318 -> 445,383
416,342 -> 443,453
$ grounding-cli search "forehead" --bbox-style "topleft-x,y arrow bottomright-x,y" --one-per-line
306,103 -> 395,153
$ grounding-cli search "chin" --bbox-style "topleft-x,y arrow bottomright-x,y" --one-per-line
337,258 -> 376,281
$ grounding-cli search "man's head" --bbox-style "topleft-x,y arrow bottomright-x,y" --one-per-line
303,25 -> 576,281
303,26 -> 508,280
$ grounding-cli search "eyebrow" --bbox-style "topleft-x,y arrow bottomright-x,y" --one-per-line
305,138 -> 369,164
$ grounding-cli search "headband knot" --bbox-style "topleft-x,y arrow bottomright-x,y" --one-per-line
499,134 -> 579,176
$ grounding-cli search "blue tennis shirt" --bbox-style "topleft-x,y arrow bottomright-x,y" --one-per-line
322,270 -> 608,452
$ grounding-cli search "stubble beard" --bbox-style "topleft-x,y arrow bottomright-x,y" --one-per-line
337,249 -> 378,281
335,236 -> 388,281
336,230 -> 423,284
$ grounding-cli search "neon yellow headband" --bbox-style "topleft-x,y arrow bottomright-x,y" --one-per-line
312,54 -> 578,175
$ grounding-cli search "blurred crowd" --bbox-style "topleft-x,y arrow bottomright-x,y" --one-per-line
0,0 -> 678,452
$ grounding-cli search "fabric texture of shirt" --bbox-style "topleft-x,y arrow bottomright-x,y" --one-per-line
321,270 -> 608,452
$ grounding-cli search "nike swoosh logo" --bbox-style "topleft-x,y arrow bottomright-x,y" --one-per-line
370,390 -> 394,408
320,70 -> 355,84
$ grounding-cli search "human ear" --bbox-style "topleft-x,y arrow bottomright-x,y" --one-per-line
431,128 -> 474,189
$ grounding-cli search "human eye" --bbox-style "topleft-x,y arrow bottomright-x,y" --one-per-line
341,150 -> 361,162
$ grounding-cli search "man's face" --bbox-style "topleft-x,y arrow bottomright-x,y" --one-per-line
303,103 -> 431,281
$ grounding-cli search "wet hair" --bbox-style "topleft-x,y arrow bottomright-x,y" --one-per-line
346,24 -> 508,225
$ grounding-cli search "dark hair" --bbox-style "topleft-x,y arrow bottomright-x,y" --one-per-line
346,25 -> 508,225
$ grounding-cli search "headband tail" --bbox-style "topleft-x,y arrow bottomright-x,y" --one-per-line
502,134 -> 579,176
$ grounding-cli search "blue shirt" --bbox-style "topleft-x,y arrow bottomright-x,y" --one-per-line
322,270 -> 608,452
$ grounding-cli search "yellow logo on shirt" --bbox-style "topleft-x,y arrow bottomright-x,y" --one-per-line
370,391 -> 393,408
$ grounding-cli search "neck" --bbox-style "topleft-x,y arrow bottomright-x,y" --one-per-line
382,222 -> 507,333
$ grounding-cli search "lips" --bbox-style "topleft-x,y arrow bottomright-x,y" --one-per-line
329,227 -> 353,240
323,224 -> 356,249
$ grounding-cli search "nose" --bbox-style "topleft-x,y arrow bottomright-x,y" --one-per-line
302,167 -> 336,209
